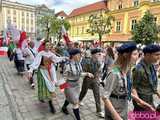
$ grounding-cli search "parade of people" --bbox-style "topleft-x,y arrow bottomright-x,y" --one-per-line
0,0 -> 160,120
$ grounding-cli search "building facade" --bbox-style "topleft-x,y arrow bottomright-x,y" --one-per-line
0,0 -> 54,40
67,1 -> 108,42
36,4 -> 54,39
106,0 -> 160,42
67,0 -> 160,42
1,0 -> 36,38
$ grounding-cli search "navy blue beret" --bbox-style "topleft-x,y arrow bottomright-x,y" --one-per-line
117,43 -> 137,54
143,44 -> 160,54
69,48 -> 81,56
91,48 -> 102,54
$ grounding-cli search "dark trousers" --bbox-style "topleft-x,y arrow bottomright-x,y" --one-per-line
79,77 -> 101,112
15,60 -> 25,73
26,64 -> 34,84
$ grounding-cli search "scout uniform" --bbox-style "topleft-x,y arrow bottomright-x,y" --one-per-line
79,48 -> 103,116
61,48 -> 90,120
132,44 -> 160,111
101,43 -> 137,120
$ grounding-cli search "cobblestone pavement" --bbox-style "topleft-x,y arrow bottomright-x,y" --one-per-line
0,57 -> 159,120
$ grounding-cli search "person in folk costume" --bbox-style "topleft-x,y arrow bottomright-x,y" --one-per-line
7,39 -> 16,61
23,41 -> 37,88
28,41 -> 67,113
14,42 -> 25,74
61,48 -> 94,120
79,48 -> 105,118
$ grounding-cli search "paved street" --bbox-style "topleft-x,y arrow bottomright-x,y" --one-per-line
0,57 -> 159,120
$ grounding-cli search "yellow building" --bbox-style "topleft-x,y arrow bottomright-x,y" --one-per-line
67,0 -> 160,42
67,1 -> 107,42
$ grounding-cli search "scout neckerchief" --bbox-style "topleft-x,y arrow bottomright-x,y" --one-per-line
91,59 -> 99,73
126,71 -> 132,101
114,66 -> 128,96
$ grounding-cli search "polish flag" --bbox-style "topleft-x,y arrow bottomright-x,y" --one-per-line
18,31 -> 27,49
5,32 -> 11,46
0,47 -> 8,56
38,39 -> 45,52
61,26 -> 71,45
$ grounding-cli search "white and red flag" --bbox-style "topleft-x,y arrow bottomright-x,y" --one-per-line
61,26 -> 71,45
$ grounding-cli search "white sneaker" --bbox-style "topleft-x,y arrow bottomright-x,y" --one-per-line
79,102 -> 84,106
96,112 -> 104,118
31,83 -> 35,89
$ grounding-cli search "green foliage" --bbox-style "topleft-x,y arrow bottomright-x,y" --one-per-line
132,11 -> 160,45
37,15 -> 71,41
87,13 -> 114,45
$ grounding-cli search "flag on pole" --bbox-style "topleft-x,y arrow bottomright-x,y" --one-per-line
61,26 -> 71,45
38,39 -> 45,52
18,31 -> 27,49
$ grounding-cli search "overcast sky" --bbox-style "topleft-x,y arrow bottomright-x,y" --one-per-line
9,0 -> 102,14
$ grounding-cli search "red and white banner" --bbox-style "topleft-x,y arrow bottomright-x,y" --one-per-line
0,47 -> 8,56
61,26 -> 71,45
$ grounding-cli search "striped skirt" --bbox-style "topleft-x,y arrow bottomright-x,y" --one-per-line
37,69 -> 52,101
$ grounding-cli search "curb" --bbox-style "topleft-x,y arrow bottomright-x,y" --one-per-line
1,73 -> 24,120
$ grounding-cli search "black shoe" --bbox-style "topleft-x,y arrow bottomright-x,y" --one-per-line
61,107 -> 69,115
39,100 -> 45,103
49,101 -> 56,114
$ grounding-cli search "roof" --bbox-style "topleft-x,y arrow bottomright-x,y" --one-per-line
55,11 -> 68,17
68,1 -> 108,18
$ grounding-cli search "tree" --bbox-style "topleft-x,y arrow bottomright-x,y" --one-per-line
87,13 -> 114,46
132,11 -> 160,45
51,19 -> 70,42
37,15 -> 55,41
37,15 -> 70,42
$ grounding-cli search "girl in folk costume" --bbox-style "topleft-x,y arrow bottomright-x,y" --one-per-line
61,48 -> 94,120
28,41 -> 67,113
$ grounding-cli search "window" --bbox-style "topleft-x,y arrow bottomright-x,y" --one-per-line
26,19 -> 29,24
22,18 -> 25,23
77,27 -> 79,35
118,4 -> 122,9
31,19 -> 33,24
154,17 -> 157,23
7,10 -> 10,14
13,10 -> 16,15
116,21 -> 121,32
131,19 -> 137,30
22,12 -> 24,16
133,0 -> 139,7
31,27 -> 34,32
13,17 -> 16,23
82,27 -> 84,34
27,13 -> 29,17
